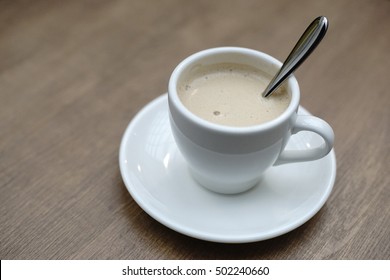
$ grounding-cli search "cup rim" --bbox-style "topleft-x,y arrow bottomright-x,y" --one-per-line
168,47 -> 300,135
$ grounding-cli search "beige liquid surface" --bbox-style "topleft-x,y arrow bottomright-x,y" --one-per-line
178,63 -> 291,127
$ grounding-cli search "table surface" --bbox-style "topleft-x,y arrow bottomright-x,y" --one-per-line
1,0 -> 389,260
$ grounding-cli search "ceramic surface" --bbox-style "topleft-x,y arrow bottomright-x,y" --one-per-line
119,94 -> 336,243
168,47 -> 334,193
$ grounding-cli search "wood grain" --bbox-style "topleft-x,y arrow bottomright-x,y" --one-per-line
1,0 -> 389,259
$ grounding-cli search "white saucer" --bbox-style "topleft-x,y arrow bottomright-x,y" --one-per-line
119,94 -> 336,243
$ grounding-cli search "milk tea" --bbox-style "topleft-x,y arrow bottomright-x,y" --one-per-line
178,63 -> 291,127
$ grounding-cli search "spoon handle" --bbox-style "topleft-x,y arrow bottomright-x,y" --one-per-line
262,16 -> 328,98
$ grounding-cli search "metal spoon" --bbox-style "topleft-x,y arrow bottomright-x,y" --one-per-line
262,16 -> 328,98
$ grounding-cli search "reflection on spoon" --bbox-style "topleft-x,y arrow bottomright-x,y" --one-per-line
262,16 -> 328,98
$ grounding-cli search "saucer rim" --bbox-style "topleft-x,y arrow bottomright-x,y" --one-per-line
119,94 -> 337,243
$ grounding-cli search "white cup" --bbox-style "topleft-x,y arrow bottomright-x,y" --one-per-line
168,47 -> 334,194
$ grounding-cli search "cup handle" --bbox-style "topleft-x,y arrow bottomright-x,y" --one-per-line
274,115 -> 334,165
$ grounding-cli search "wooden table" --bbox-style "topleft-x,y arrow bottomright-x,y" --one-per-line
1,0 -> 389,259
